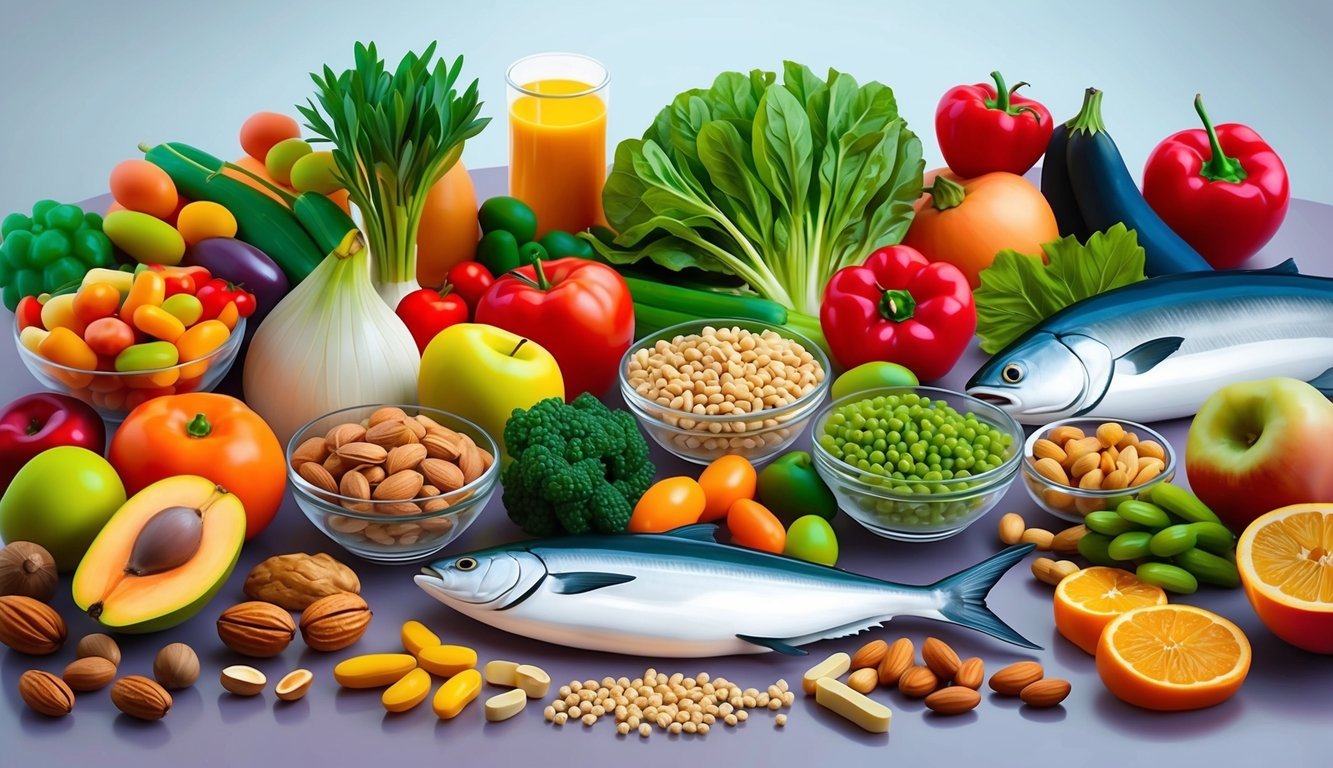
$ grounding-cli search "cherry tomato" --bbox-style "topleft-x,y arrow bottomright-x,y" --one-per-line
83,317 -> 136,358
72,282 -> 122,325
629,477 -> 706,533
727,498 -> 786,554
15,296 -> 44,331
697,455 -> 757,522
196,278 -> 256,320
784,515 -> 839,566
143,264 -> 196,297
445,261 -> 495,313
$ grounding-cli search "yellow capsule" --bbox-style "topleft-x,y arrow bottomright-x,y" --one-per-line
433,669 -> 482,720
417,644 -> 478,677
333,654 -> 418,689
382,668 -> 432,713
401,620 -> 441,657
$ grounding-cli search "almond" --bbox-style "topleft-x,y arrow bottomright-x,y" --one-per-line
386,443 -> 428,476
876,637 -> 914,686
373,469 -> 424,501
1020,677 -> 1071,707
420,458 -> 465,492
275,669 -> 313,702
458,442 -> 486,484
997,512 -> 1025,545
401,417 -> 427,440
291,436 -> 329,469
850,639 -> 888,670
299,592 -> 371,652
897,665 -> 937,698
0,595 -> 67,655
366,420 -> 416,449
476,445 -> 495,470
369,407 -> 409,426
325,423 -> 366,450
20,669 -> 74,716
419,484 -> 441,498
414,414 -> 445,432
921,637 -> 961,681
1047,425 -> 1085,444
846,667 -> 879,694
955,657 -> 984,690
1051,524 -> 1088,555
297,461 -> 338,495
1033,457 -> 1069,485
363,465 -> 387,484
63,656 -> 117,691
220,665 -> 267,697
340,470 -> 371,500
421,498 -> 453,514
989,661 -> 1044,695
217,601 -> 296,658
1069,450 -> 1101,479
380,501 -> 426,516
322,452 -> 352,477
110,675 -> 172,720
336,441 -> 389,465
422,433 -> 462,461
1031,438 -> 1067,464
924,686 -> 981,715
1020,527 -> 1055,550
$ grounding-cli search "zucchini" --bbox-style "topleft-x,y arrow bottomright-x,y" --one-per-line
1063,88 -> 1212,276
632,302 -> 698,338
292,192 -> 363,259
1040,120 -> 1089,242
143,142 -> 322,283
622,276 -> 788,326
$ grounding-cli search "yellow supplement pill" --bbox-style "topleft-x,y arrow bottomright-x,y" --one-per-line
814,677 -> 891,733
433,668 -> 482,720
401,621 -> 441,657
418,644 -> 478,677
802,651 -> 851,695
483,659 -> 521,687
382,668 -> 432,713
333,654 -> 418,689
514,664 -> 551,698
484,688 -> 528,722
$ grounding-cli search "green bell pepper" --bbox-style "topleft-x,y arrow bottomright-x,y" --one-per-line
0,200 -> 114,311
756,451 -> 839,524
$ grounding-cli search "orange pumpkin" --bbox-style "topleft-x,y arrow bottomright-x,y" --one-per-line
415,162 -> 480,287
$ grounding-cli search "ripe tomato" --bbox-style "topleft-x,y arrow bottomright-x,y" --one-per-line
629,477 -> 706,533
697,455 -> 756,522
727,499 -> 786,554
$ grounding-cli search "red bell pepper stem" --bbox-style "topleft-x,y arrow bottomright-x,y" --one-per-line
879,289 -> 917,323
923,174 -> 966,211
531,257 -> 551,291
186,413 -> 212,439
984,71 -> 1044,123
1194,94 -> 1248,184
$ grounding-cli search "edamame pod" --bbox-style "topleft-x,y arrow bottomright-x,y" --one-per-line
1187,522 -> 1236,555
1108,531 -> 1153,561
1146,483 -> 1222,525
1149,524 -> 1198,558
1174,548 -> 1240,588
1136,562 -> 1198,595
1085,510 -> 1141,536
1116,500 -> 1172,530
1077,532 -> 1117,566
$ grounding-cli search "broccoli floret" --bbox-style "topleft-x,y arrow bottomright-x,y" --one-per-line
501,393 -> 655,537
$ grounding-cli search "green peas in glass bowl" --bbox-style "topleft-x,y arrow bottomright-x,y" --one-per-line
810,387 -> 1023,542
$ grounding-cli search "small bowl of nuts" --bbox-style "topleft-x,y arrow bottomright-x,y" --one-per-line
1020,418 -> 1176,522
286,404 -> 500,563
619,319 -> 830,466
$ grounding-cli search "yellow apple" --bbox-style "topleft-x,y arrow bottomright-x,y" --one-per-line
418,323 -> 564,458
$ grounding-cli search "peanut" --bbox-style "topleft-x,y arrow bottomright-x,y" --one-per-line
1030,422 -> 1168,501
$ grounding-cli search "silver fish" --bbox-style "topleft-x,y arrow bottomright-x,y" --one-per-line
967,261 -> 1333,424
415,525 -> 1036,657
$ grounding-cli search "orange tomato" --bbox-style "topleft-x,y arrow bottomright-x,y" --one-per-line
415,162 -> 480,287
175,320 -> 231,380
697,455 -> 757,522
109,393 -> 286,539
83,317 -> 136,358
73,282 -> 121,325
109,159 -> 179,219
903,169 -> 1058,288
240,112 -> 301,164
38,327 -> 97,388
727,498 -> 786,554
629,477 -> 706,533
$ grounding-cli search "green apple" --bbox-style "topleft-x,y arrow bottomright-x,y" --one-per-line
0,446 -> 126,571
831,362 -> 919,401
418,323 -> 564,458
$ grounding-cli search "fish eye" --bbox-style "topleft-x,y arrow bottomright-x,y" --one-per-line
454,557 -> 477,572
1002,363 -> 1025,384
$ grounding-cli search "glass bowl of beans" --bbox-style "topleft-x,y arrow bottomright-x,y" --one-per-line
619,319 -> 830,466
286,404 -> 500,563
810,387 -> 1024,542
1019,418 -> 1176,523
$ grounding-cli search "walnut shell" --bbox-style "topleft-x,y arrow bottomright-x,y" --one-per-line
299,592 -> 371,652
244,553 -> 361,611
0,542 -> 57,602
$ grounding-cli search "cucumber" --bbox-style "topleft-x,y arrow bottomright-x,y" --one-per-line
1146,482 -> 1223,525
1040,121 -> 1090,241
1063,88 -> 1213,276
143,142 -> 322,283
292,192 -> 362,258
623,276 -> 789,326
633,302 -> 698,338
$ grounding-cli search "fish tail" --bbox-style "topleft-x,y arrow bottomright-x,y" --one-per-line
929,544 -> 1040,650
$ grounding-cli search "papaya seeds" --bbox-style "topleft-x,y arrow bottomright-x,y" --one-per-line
125,506 -> 204,576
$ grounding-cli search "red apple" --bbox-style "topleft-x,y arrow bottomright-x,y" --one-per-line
1185,377 -> 1333,533
0,393 -> 106,494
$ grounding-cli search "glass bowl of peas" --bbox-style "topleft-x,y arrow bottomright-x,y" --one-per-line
810,387 -> 1024,542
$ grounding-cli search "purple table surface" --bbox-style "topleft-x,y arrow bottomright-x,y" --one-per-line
4,167 -> 1330,767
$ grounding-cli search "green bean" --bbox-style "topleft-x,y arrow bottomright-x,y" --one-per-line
1085,510 -> 1140,537
1136,562 -> 1198,595
1077,533 -> 1117,567
1116,500 -> 1172,530
1174,548 -> 1240,588
1187,522 -> 1236,555
1108,531 -> 1153,561
1148,525 -> 1197,558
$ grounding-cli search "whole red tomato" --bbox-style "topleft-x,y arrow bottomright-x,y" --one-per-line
474,258 -> 633,399
109,393 -> 285,539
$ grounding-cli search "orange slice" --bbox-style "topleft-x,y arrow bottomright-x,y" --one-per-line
1053,566 -> 1167,655
1096,604 -> 1250,711
1236,503 -> 1333,654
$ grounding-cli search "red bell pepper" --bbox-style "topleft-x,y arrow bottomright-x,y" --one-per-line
819,246 -> 975,381
475,258 -> 634,399
936,71 -> 1053,178
1142,94 -> 1290,269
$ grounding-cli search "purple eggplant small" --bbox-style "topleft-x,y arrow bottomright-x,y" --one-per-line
184,238 -> 290,327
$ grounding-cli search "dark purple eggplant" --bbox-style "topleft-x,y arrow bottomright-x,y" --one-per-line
183,238 -> 290,323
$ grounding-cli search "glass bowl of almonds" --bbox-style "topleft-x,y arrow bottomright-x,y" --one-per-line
619,319 -> 830,466
1020,418 -> 1177,523
286,404 -> 500,563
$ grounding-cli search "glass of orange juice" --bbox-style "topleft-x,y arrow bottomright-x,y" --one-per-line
507,53 -> 609,238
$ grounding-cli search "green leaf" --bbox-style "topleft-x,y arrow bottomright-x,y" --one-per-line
974,224 -> 1148,354
751,85 -> 813,219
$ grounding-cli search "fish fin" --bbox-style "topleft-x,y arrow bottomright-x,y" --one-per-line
659,524 -> 721,543
548,571 -> 636,595
1115,337 -> 1184,374
1258,258 -> 1299,274
930,544 -> 1041,650
1308,368 -> 1333,396
736,634 -> 809,656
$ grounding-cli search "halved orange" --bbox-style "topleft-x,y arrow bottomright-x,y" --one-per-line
1053,566 -> 1167,655
1237,503 -> 1333,654
1096,604 -> 1250,711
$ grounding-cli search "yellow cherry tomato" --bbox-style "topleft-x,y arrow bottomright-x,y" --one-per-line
697,454 -> 757,522
40,293 -> 83,333
727,498 -> 786,554
120,270 -> 166,321
175,319 -> 231,379
629,476 -> 707,533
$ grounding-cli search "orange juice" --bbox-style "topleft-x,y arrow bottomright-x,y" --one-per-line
509,78 -> 607,238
